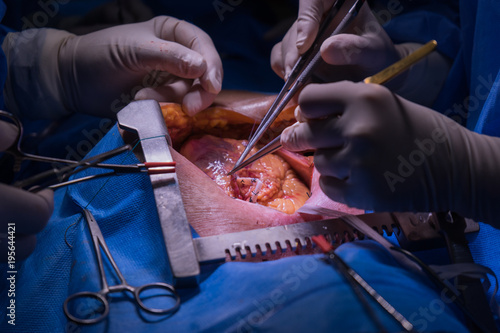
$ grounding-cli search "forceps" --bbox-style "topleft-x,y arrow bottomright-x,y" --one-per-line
230,0 -> 366,174
0,110 -> 176,190
64,209 -> 180,325
228,40 -> 438,175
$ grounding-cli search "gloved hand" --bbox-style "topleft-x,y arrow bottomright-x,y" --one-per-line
2,16 -> 223,118
0,120 -> 54,261
270,0 -> 450,106
281,81 -> 500,228
271,1 -> 400,81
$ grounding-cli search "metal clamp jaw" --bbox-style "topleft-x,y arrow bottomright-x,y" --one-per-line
117,100 -> 200,288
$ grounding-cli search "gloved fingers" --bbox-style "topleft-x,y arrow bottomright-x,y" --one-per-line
294,106 -> 308,123
320,33 -> 380,67
134,77 -> 192,103
273,22 -> 302,79
320,1 -> 399,73
137,38 -> 208,80
296,0 -> 332,53
155,17 -> 223,95
314,147 -> 350,180
298,82 -> 362,119
283,81 -> 382,151
0,184 -> 54,234
271,0 -> 333,78
135,75 -> 216,116
182,81 -> 218,116
318,174 -> 349,205
270,22 -> 302,80
281,118 -> 344,151
0,234 -> 37,262
0,120 -> 18,151
199,66 -> 223,96
282,122 -> 309,151
270,42 -> 285,79
282,24 -> 301,79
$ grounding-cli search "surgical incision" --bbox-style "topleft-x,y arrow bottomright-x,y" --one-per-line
160,101 -> 310,214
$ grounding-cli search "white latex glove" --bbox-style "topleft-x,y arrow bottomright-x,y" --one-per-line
0,120 -> 54,261
270,0 -> 450,106
2,16 -> 223,118
281,81 -> 500,228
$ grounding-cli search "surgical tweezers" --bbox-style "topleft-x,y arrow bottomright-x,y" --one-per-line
229,0 -> 366,174
228,40 -> 438,175
0,110 -> 176,191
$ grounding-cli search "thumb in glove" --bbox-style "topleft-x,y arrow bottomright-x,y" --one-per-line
0,118 -> 54,261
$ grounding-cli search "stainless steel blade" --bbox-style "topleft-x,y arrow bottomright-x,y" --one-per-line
117,100 -> 199,287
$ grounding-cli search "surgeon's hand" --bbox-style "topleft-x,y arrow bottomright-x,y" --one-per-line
3,16 -> 223,118
270,0 -> 451,106
281,81 -> 500,227
0,121 -> 54,261
271,0 -> 400,83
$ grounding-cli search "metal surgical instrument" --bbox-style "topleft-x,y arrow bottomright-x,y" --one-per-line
313,234 -> 416,332
0,110 -> 176,190
117,100 -> 200,287
63,209 -> 180,325
230,0 -> 366,174
228,40 -> 438,175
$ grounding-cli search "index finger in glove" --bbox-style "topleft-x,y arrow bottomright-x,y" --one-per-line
155,17 -> 223,95
135,76 -> 192,103
136,38 -> 206,80
271,28 -> 301,79
270,41 -> 286,79
282,81 -> 369,151
182,80 -> 218,116
318,175 -> 351,206
297,81 -> 360,119
0,120 -> 19,151
281,117 -> 344,151
271,0 -> 332,77
0,184 -> 54,234
296,0 -> 333,53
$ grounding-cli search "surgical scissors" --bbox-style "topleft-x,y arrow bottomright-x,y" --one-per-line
228,40 -> 438,175
64,209 -> 180,325
230,0 -> 366,173
0,110 -> 176,190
